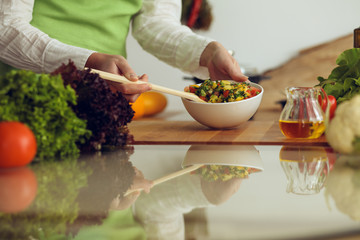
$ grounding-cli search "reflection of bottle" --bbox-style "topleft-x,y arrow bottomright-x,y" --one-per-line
279,146 -> 330,195
354,27 -> 360,48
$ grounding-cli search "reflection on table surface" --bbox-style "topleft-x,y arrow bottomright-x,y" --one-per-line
0,144 -> 360,240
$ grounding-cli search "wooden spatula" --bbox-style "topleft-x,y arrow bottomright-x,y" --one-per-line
88,68 -> 206,103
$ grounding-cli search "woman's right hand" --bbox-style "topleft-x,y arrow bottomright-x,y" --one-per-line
85,52 -> 152,102
200,41 -> 248,82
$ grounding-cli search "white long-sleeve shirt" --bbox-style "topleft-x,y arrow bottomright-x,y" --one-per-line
0,0 -> 213,79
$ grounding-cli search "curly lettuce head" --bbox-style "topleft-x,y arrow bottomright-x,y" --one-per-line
0,69 -> 91,161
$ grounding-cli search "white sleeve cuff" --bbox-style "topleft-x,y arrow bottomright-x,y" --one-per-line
44,39 -> 95,73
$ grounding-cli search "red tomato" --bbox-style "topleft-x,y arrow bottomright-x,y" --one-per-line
328,95 -> 337,120
253,87 -> 261,95
247,87 -> 261,98
0,121 -> 37,168
199,96 -> 207,101
223,90 -> 230,98
317,94 -> 337,120
0,167 -> 38,213
189,86 -> 197,93
318,94 -> 327,112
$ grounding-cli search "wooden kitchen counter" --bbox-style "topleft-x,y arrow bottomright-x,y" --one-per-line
128,120 -> 328,146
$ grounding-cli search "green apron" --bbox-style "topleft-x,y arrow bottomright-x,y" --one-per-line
0,0 -> 142,75
31,0 -> 142,56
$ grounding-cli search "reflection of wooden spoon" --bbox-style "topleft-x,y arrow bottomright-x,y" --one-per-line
88,68 -> 206,103
124,164 -> 203,197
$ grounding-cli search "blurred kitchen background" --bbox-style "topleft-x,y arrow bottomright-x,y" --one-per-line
126,0 -> 360,120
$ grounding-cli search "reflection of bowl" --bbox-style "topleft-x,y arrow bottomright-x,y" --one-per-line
182,145 -> 264,171
181,82 -> 263,129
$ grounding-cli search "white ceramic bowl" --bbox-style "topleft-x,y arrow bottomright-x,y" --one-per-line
182,82 -> 263,129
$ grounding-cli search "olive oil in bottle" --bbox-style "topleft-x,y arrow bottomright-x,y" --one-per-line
279,120 -> 325,139
354,27 -> 360,48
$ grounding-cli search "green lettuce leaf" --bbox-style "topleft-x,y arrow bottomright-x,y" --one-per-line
317,48 -> 360,104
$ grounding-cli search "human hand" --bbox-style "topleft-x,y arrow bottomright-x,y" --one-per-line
109,167 -> 153,211
200,41 -> 248,82
85,52 -> 152,102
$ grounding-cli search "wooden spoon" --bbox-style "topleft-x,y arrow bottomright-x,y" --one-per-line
88,68 -> 206,103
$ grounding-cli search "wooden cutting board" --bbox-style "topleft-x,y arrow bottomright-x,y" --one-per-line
128,120 -> 329,146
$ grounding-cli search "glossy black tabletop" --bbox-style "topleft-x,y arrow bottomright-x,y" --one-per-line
1,144 -> 359,240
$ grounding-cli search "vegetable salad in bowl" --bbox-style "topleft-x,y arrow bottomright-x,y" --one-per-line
186,80 -> 261,103
182,80 -> 263,129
